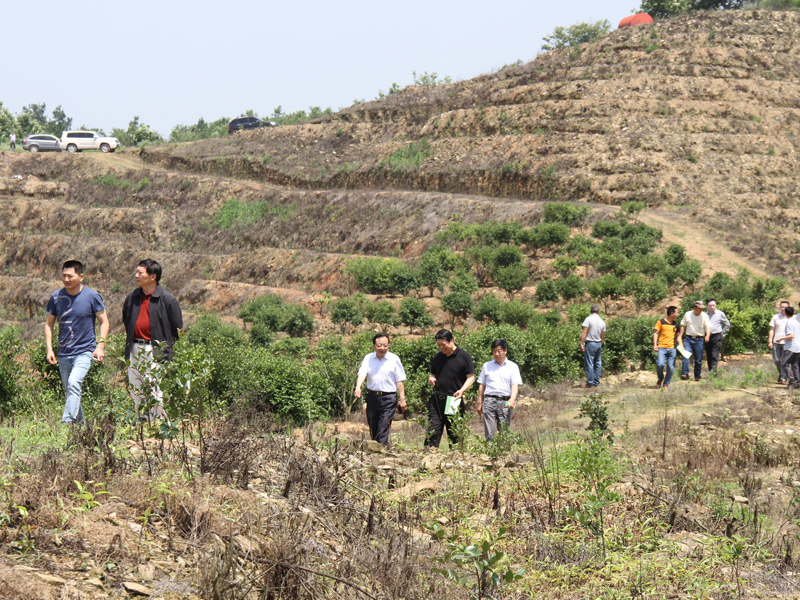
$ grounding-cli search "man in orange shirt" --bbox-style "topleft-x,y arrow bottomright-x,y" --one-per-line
653,306 -> 679,389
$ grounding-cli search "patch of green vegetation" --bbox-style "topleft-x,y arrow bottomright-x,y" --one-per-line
212,199 -> 296,229
378,138 -> 431,172
91,173 -> 150,192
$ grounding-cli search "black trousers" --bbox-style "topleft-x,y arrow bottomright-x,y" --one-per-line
706,332 -> 723,372
365,391 -> 397,445
425,392 -> 464,448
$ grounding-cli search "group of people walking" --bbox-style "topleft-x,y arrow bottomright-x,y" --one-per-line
768,300 -> 800,388
45,259 -> 183,424
355,329 -> 521,448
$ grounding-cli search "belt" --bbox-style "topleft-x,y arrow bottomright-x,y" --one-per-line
687,335 -> 703,339
433,392 -> 450,400
367,390 -> 396,396
133,338 -> 152,344
484,395 -> 510,400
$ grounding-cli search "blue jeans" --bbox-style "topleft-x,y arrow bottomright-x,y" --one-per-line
583,341 -> 602,386
657,348 -> 677,386
682,337 -> 705,380
58,351 -> 92,424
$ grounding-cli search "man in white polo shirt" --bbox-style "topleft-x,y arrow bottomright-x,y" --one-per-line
580,304 -> 606,388
354,333 -> 407,445
476,339 -> 523,442
775,306 -> 800,389
768,300 -> 791,384
678,300 -> 711,381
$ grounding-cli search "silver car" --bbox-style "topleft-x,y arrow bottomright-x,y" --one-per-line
23,134 -> 62,152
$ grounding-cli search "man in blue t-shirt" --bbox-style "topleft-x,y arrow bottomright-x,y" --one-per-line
45,260 -> 110,424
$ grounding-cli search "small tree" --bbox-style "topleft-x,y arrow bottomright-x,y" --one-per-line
495,263 -> 529,297
535,280 -> 559,304
398,297 -> 434,333
330,296 -> 364,333
441,292 -> 474,328
541,20 -> 612,51
364,300 -> 399,330
474,293 -> 504,324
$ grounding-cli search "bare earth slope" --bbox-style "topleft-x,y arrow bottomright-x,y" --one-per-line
0,9 -> 798,328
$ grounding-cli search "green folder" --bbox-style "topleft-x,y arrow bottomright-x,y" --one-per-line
444,395 -> 461,416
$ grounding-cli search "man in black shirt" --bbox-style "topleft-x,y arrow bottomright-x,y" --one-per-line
425,329 -> 475,448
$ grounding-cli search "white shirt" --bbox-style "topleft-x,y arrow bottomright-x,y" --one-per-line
681,310 -> 710,337
357,351 -> 406,392
582,313 -> 606,342
478,359 -> 522,397
786,317 -> 800,354
771,313 -> 789,345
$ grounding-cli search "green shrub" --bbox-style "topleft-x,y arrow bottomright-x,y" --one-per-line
719,300 -> 772,355
379,138 -> 431,172
566,303 -> 593,324
523,223 -> 571,254
664,244 -> 687,267
536,279 -> 559,303
182,314 -> 246,347
495,263 -> 529,296
557,274 -> 585,301
553,256 -> 578,277
592,220 -> 622,239
474,293 -> 504,324
346,258 -> 418,296
0,326 -> 23,416
330,296 -> 364,331
398,297 -> 434,331
499,300 -> 536,328
364,300 -> 399,329
213,199 -> 270,229
239,294 -> 314,339
417,245 -> 456,296
542,202 -> 591,226
441,291 -> 474,326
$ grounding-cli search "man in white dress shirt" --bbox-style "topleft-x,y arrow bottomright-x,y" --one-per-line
476,339 -> 523,442
354,333 -> 407,445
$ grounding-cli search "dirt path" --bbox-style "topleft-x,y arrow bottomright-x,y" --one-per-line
641,208 -> 800,296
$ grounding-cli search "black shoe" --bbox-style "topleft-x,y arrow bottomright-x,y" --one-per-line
695,378 -> 701,382
680,374 -> 690,380
656,379 -> 663,388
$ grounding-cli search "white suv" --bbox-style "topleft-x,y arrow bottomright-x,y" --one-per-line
59,131 -> 120,153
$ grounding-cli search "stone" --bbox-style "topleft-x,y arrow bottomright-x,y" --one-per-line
733,495 -> 749,504
385,478 -> 439,502
123,581 -> 154,596
137,563 -> 155,581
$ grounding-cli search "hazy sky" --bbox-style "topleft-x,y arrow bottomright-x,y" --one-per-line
4,0 -> 637,137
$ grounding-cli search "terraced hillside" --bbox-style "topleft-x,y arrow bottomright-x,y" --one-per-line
1,9 -> 799,331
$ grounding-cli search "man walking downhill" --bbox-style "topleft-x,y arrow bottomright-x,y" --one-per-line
679,300 -> 711,381
775,306 -> 800,390
44,260 -> 110,424
122,259 -> 183,417
425,329 -> 475,449
653,306 -> 680,390
769,300 -> 791,385
705,298 -> 731,375
354,333 -> 407,446
580,304 -> 606,388
476,339 -> 522,441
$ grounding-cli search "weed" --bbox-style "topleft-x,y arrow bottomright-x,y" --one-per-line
378,138 -> 432,172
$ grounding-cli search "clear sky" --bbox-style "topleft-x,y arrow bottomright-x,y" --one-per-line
3,0 -> 637,137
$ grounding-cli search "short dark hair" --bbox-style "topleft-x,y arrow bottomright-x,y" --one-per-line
138,259 -> 162,284
780,300 -> 790,307
705,298 -> 716,305
667,306 -> 678,316
491,339 -> 507,351
373,333 -> 389,345
434,329 -> 453,342
62,260 -> 84,275
787,306 -> 795,317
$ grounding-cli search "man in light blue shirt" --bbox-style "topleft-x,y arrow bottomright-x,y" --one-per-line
354,333 -> 407,445
477,339 -> 522,441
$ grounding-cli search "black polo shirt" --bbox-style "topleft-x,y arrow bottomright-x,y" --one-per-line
430,347 -> 475,395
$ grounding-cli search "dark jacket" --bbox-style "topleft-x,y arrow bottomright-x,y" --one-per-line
122,285 -> 183,361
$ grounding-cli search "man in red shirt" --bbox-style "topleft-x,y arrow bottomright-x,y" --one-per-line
122,259 -> 183,417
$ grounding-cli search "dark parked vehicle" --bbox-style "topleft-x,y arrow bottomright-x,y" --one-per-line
23,134 -> 62,152
228,116 -> 278,134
